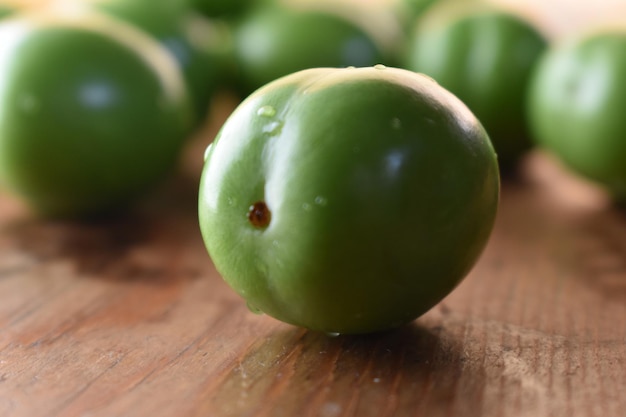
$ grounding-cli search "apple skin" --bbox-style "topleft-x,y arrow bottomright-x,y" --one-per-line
199,66 -> 499,334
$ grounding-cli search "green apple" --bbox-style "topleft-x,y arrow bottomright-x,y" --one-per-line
404,7 -> 547,169
87,0 -> 231,123
0,10 -> 193,217
231,2 -> 389,95
199,66 -> 500,334
528,29 -> 626,202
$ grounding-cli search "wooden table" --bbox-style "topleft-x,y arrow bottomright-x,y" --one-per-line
2,1 -> 626,412
1,98 -> 625,417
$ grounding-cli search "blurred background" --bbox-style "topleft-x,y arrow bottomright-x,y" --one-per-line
0,0 -> 625,216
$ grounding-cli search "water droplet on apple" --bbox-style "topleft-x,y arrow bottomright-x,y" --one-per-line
257,105 -> 276,117
263,120 -> 282,135
302,203 -> 312,211
326,332 -> 341,337
374,64 -> 386,70
391,117 -> 401,130
314,196 -> 327,206
246,301 -> 263,315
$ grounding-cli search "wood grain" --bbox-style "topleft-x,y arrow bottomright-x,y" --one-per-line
2,1 -> 626,410
1,127 -> 625,417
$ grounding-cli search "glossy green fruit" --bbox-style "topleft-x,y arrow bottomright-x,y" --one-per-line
0,11 -> 193,217
528,29 -> 626,201
405,8 -> 547,168
89,0 -> 229,122
199,66 -> 500,334
232,3 -> 388,94
157,13 -> 231,121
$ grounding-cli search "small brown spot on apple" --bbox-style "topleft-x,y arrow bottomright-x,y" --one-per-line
248,201 -> 271,228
